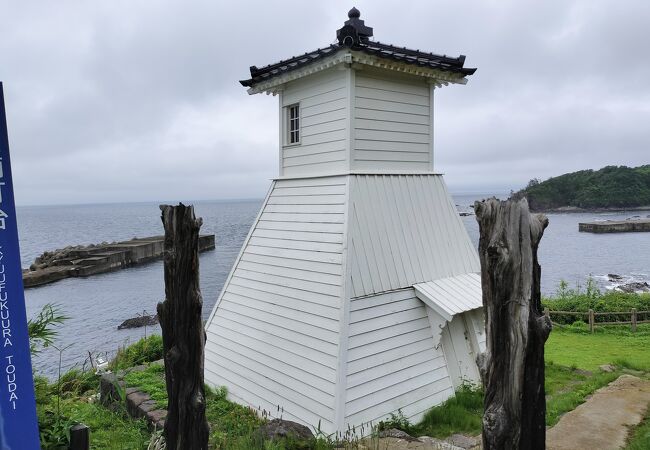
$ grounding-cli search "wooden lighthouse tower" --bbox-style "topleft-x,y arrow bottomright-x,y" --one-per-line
205,8 -> 485,435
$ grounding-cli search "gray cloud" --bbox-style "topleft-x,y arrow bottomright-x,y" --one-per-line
1,0 -> 648,204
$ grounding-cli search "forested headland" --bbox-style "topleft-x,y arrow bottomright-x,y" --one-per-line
513,165 -> 650,211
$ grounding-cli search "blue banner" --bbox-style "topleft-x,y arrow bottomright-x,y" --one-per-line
0,83 -> 41,449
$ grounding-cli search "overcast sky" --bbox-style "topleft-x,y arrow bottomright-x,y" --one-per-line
1,1 -> 649,206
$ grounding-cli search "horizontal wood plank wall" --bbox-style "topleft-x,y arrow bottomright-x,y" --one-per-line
353,73 -> 431,171
348,174 -> 479,298
345,289 -> 454,426
282,69 -> 348,176
204,176 -> 348,433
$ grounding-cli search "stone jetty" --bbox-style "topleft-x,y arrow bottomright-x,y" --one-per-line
579,218 -> 650,233
23,235 -> 215,288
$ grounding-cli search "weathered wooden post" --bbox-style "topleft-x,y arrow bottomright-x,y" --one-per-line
588,309 -> 595,333
157,204 -> 210,450
474,198 -> 552,450
69,423 -> 90,450
631,308 -> 637,332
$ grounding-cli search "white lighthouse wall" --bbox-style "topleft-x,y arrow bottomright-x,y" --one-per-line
281,68 -> 349,177
344,288 -> 455,427
352,71 -> 431,171
204,176 -> 348,432
348,174 -> 479,298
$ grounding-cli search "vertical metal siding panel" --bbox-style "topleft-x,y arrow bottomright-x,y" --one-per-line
422,176 -> 456,278
349,177 -> 378,295
436,177 -> 480,272
383,176 -> 415,286
385,175 -> 422,287
350,205 -> 377,294
435,178 -> 473,274
377,176 -> 409,288
410,175 -> 445,280
393,175 -> 428,283
402,176 -> 436,279
346,174 -> 480,298
365,176 -> 400,289
349,239 -> 366,298
354,176 -> 388,292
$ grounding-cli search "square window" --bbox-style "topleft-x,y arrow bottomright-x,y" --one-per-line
287,104 -> 300,144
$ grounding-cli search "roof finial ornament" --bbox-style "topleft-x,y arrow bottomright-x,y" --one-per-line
348,7 -> 361,19
337,6 -> 373,48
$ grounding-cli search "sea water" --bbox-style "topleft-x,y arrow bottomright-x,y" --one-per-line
19,196 -> 650,377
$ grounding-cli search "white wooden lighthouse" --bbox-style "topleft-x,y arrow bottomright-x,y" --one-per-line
205,8 -> 485,435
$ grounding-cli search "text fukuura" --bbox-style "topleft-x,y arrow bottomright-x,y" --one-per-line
0,157 -> 6,230
0,156 -> 17,409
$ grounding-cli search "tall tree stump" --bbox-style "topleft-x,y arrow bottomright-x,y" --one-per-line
157,204 -> 209,450
474,198 -> 552,450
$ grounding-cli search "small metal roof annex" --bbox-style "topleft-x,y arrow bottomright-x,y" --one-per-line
413,272 -> 483,322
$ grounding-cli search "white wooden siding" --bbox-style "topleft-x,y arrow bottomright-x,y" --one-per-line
466,308 -> 486,354
204,176 -> 348,433
348,174 -> 479,297
344,289 -> 454,427
353,73 -> 432,171
282,69 -> 348,176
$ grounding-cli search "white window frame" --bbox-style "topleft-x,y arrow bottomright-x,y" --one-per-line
286,103 -> 300,145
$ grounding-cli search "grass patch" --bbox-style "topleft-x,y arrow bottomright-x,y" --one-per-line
626,409 -> 650,450
546,327 -> 650,371
59,400 -> 149,449
205,386 -> 267,449
123,363 -> 168,409
410,384 -> 483,438
36,370 -> 149,449
110,334 -> 163,370
545,363 -> 619,426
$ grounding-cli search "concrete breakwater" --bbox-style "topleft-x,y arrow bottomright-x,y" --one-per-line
23,235 -> 216,288
579,218 -> 650,233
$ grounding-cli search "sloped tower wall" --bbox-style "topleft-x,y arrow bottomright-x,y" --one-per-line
204,174 -> 483,433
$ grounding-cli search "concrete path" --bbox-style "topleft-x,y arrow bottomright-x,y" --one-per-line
547,374 -> 650,450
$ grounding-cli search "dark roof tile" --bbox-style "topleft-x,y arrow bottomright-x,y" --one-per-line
240,9 -> 476,88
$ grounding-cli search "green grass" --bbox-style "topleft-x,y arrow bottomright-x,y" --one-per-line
36,372 -> 149,449
545,362 -> 619,426
626,409 -> 650,449
123,363 -> 168,409
545,327 -> 650,371
59,401 -> 149,449
407,385 -> 483,438
204,386 -> 267,449
110,334 -> 163,370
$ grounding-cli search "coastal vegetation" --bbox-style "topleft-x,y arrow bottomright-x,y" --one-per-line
543,279 -> 650,325
512,165 -> 650,211
31,282 -> 650,449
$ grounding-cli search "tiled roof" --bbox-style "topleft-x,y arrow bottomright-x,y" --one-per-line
240,9 -> 476,88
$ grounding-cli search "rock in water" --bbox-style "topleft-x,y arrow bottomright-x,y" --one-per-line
608,273 -> 624,281
616,282 -> 650,293
117,314 -> 159,330
255,419 -> 314,447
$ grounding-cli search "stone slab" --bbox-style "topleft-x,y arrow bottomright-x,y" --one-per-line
547,374 -> 650,450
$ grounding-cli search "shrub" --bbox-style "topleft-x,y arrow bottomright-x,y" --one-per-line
110,335 -> 164,370
543,280 -> 650,325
